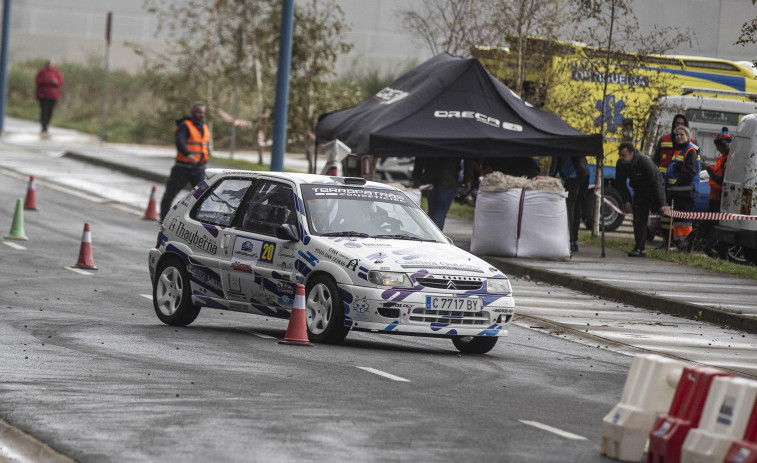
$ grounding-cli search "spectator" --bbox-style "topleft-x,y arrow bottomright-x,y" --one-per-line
693,127 -> 731,253
664,125 -> 700,248
613,142 -> 669,257
160,102 -> 211,221
34,59 -> 64,134
549,155 -> 590,253
652,113 -> 697,175
412,156 -> 467,230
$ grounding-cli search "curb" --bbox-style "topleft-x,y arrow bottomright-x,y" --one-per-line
485,256 -> 757,335
63,151 -> 168,184
0,417 -> 77,463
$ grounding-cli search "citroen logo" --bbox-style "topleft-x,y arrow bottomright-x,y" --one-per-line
446,280 -> 457,290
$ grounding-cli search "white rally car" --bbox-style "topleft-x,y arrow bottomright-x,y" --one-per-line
148,170 -> 515,354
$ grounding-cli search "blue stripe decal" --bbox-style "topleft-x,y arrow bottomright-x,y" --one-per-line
659,68 -> 745,92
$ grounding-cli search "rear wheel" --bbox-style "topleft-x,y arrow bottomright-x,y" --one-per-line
452,336 -> 498,354
716,244 -> 748,264
153,258 -> 201,326
583,186 -> 625,232
305,275 -> 349,344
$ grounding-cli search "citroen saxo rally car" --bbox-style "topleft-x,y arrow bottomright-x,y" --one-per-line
148,170 -> 515,354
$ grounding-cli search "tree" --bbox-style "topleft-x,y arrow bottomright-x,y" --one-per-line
138,0 -> 357,165
398,0 -> 501,57
567,0 -> 689,236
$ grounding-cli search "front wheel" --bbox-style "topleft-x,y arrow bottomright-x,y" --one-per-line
452,336 -> 498,354
153,258 -> 201,326
305,275 -> 349,344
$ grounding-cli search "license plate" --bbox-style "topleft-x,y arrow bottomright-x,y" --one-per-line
425,296 -> 481,312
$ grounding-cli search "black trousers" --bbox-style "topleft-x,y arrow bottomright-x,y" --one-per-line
38,98 -> 57,132
632,198 -> 654,252
160,163 -> 206,221
564,176 -> 589,243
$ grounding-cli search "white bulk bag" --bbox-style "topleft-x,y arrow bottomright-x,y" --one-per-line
470,188 -> 570,259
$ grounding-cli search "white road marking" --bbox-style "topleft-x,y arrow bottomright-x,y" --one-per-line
64,266 -> 93,276
519,420 -> 587,440
236,328 -> 275,339
140,294 -> 153,300
357,367 -> 410,382
3,241 -> 26,250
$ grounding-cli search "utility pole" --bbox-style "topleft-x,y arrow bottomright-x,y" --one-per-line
99,11 -> 112,143
270,0 -> 295,172
0,0 -> 13,135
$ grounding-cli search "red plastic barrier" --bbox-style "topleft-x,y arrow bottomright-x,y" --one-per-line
724,399 -> 757,463
647,365 -> 733,463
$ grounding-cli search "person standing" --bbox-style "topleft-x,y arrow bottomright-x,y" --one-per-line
160,102 -> 210,221
613,142 -> 669,257
652,113 -> 697,175
664,125 -> 701,248
549,155 -> 590,253
34,59 -> 64,134
411,156 -> 466,230
695,127 -> 731,252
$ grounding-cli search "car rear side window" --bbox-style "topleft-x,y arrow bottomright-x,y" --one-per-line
237,180 -> 297,236
193,178 -> 252,227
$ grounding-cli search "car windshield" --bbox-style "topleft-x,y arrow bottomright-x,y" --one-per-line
301,184 -> 447,242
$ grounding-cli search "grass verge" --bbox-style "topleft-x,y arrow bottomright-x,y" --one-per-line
579,230 -> 757,280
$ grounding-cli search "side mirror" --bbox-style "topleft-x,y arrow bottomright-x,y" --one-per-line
276,224 -> 300,241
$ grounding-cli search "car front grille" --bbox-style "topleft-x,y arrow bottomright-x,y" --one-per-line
415,276 -> 484,291
409,308 -> 491,325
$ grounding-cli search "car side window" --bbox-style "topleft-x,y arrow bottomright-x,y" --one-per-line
193,179 -> 252,227
237,180 -> 297,236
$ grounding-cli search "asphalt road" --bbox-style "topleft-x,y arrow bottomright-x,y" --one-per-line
0,156 -> 636,462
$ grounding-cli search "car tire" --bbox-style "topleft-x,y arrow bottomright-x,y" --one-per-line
305,275 -> 349,344
451,336 -> 498,354
716,244 -> 748,264
153,258 -> 201,326
582,186 -> 625,232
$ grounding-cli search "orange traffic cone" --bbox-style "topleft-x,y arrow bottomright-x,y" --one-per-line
142,185 -> 159,221
24,176 -> 38,211
73,222 -> 98,270
277,284 -> 313,347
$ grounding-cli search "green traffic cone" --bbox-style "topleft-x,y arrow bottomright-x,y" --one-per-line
5,198 -> 29,241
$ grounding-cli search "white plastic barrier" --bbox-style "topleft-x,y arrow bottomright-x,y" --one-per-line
681,376 -> 757,463
470,189 -> 570,259
601,354 -> 686,462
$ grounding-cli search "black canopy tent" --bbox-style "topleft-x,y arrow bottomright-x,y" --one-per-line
315,52 -> 603,159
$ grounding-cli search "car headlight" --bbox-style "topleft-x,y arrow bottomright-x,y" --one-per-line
486,278 -> 512,294
367,271 -> 413,288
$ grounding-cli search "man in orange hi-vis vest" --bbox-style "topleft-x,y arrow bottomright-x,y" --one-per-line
160,102 -> 211,221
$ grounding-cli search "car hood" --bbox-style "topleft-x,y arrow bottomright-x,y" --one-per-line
311,236 -> 503,277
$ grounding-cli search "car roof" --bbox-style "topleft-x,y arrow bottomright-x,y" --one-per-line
204,169 -> 399,190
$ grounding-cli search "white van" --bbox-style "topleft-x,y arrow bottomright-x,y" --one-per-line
714,113 -> 757,265
645,96 -> 757,163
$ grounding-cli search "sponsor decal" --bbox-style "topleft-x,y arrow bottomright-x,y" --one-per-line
298,250 -> 319,267
367,252 -> 389,260
398,260 -> 484,273
231,236 -> 276,269
346,259 -> 359,271
229,302 -> 247,310
491,308 -> 515,314
361,242 -> 392,248
380,302 -> 412,309
314,247 -> 352,267
433,110 -> 523,132
278,295 -> 292,306
380,266 -> 390,271
231,261 -> 253,273
303,185 -> 408,205
352,296 -> 369,313
169,220 -> 218,255
277,281 -> 294,293
373,87 -> 409,104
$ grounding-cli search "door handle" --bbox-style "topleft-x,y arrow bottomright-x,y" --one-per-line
222,234 -> 231,249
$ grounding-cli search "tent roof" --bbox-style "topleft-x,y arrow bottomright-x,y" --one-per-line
315,53 -> 603,158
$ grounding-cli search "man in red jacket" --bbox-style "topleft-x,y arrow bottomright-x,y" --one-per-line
34,59 -> 64,134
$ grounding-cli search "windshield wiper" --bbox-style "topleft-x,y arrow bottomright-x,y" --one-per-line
371,233 -> 424,241
320,231 -> 371,237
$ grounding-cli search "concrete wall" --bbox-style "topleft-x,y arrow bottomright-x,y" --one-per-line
2,0 -> 755,74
